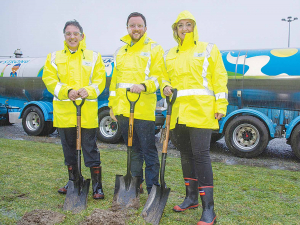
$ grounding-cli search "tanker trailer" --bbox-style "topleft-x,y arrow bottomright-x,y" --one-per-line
0,55 -> 165,143
218,48 -> 300,159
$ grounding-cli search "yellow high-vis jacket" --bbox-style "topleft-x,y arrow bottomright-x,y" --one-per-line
165,10 -> 228,130
42,35 -> 106,128
108,33 -> 169,121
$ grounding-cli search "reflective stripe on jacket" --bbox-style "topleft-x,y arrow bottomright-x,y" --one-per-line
108,33 -> 169,121
42,35 -> 106,128
165,10 -> 228,130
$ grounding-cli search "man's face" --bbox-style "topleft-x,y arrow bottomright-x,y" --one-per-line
127,16 -> 147,43
64,25 -> 84,51
176,19 -> 194,42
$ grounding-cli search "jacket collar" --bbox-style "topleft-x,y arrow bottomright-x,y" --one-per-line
120,33 -> 149,51
178,32 -> 195,51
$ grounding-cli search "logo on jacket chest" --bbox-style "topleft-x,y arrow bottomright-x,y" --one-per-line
194,52 -> 205,57
82,60 -> 92,67
140,52 -> 150,57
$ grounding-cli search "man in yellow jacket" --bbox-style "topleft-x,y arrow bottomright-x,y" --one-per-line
42,20 -> 106,200
109,12 -> 169,194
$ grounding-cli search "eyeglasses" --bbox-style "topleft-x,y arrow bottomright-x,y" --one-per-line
177,23 -> 194,30
64,32 -> 82,37
127,24 -> 145,29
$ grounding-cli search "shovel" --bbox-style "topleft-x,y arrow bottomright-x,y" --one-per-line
63,99 -> 90,213
113,88 -> 141,209
141,89 -> 177,225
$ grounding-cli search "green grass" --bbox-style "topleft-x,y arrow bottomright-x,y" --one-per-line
0,138 -> 299,225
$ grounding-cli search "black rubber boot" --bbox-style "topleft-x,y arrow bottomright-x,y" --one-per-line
58,165 -> 77,194
197,187 -> 216,225
90,166 -> 104,199
173,178 -> 199,212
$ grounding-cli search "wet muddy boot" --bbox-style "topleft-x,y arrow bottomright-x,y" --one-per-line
90,166 -> 104,199
58,165 -> 77,194
197,187 -> 216,225
173,178 -> 199,212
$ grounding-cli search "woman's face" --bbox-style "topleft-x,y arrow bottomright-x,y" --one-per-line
176,19 -> 194,42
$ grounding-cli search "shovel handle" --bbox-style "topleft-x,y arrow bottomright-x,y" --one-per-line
126,88 -> 140,147
73,99 -> 85,150
162,89 -> 177,153
73,99 -> 85,193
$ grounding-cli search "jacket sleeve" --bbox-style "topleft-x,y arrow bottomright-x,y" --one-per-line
84,53 -> 106,99
42,52 -> 72,100
108,66 -> 117,109
141,45 -> 171,94
211,45 -> 229,115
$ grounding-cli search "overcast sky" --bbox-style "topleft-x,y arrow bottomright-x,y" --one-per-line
1,0 -> 300,57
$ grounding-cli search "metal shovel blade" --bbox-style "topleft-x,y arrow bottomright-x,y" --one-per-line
113,174 -> 140,209
141,184 -> 170,225
63,179 -> 90,213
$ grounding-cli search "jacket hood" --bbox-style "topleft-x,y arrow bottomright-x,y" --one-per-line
64,32 -> 87,52
172,10 -> 199,46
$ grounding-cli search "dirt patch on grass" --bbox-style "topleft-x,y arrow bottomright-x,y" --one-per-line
80,208 -> 132,225
17,209 -> 65,225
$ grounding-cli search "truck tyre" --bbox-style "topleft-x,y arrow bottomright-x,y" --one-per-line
97,109 -> 122,143
225,116 -> 269,158
290,124 -> 300,159
22,106 -> 46,136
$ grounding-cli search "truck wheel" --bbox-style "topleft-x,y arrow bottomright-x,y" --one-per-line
22,106 -> 46,136
225,116 -> 269,158
290,124 -> 300,159
97,109 -> 122,143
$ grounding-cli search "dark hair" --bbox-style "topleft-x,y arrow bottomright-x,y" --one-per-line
126,12 -> 147,27
63,20 -> 83,33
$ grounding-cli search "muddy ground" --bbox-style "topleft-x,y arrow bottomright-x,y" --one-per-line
1,123 -> 300,224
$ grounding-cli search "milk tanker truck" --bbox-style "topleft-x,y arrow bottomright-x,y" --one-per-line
0,52 -> 165,144
1,48 -> 300,160
216,48 -> 300,159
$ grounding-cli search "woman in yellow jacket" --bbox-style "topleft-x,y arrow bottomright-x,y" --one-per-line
164,11 -> 228,225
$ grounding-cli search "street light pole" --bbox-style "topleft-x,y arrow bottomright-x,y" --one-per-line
282,16 -> 298,48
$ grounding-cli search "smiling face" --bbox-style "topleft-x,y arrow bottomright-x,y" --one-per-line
64,25 -> 84,51
176,19 -> 194,43
127,16 -> 147,44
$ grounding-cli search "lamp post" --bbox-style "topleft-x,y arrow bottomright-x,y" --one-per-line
282,16 -> 298,48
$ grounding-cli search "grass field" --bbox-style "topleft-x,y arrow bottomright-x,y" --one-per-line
0,138 -> 299,224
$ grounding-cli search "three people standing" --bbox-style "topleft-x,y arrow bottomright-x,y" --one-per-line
43,10 -> 228,225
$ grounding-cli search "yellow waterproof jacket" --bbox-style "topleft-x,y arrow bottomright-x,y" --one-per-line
42,35 -> 106,128
165,11 -> 228,130
108,33 -> 169,121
